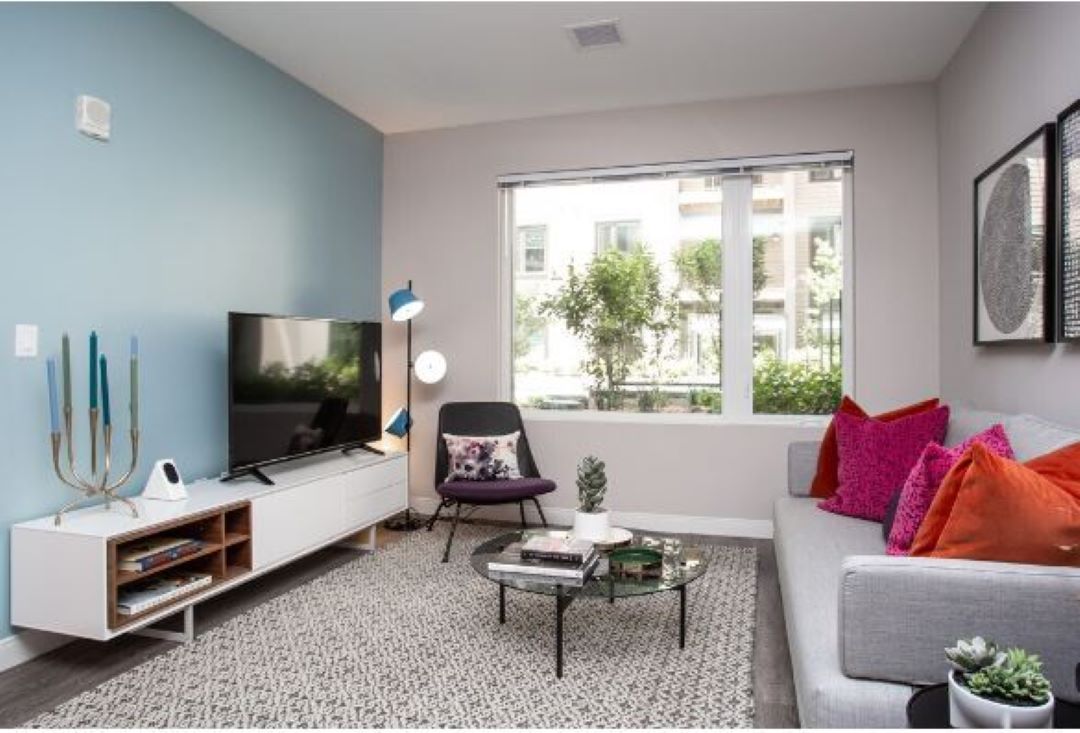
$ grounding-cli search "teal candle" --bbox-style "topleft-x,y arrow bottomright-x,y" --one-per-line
130,336 -> 139,431
99,354 -> 111,426
61,333 -> 72,411
89,331 -> 98,410
46,358 -> 60,433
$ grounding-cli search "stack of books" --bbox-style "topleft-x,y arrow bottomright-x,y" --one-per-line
118,537 -> 205,574
487,535 -> 599,585
117,571 -> 213,616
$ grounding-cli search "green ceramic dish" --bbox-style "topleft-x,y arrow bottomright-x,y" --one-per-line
608,547 -> 664,577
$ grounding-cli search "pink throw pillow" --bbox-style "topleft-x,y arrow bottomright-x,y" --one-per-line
885,424 -> 1013,556
819,406 -> 950,521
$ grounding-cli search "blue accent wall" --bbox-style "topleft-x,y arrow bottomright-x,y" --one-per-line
0,4 -> 383,639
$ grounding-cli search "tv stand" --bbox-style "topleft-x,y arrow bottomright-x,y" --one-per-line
221,466 -> 275,486
344,443 -> 384,457
11,450 -> 407,642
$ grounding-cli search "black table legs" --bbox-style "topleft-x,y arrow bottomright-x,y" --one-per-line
496,584 -> 689,678
554,587 -> 575,679
679,584 -> 686,649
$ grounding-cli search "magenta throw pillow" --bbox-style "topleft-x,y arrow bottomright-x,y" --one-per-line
819,406 -> 950,521
885,424 -> 1013,556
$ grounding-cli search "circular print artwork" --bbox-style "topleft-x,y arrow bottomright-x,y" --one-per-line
979,162 -> 1037,335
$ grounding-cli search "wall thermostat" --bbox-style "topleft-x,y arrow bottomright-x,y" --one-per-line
142,459 -> 188,502
75,95 -> 110,141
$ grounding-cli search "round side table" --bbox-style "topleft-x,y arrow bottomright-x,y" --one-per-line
908,684 -> 1080,728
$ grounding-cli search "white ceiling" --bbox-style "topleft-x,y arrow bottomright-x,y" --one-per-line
179,2 -> 984,134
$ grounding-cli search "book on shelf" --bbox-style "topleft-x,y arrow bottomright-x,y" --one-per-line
520,535 -> 595,564
117,572 -> 213,616
118,537 -> 204,573
487,543 -> 599,580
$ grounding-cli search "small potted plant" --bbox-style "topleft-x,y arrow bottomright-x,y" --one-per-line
572,455 -> 610,542
946,636 -> 1054,728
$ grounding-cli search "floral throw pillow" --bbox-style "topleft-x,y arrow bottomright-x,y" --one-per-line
886,424 -> 1013,556
443,432 -> 522,482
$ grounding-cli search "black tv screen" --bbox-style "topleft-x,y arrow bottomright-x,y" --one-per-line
228,312 -> 381,472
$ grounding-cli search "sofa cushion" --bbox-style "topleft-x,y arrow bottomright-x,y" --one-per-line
774,498 -> 913,727
946,406 -> 1080,460
1003,413 -> 1080,461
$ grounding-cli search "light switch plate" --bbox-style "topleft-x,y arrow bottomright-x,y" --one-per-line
14,324 -> 38,358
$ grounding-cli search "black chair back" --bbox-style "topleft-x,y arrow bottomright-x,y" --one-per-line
434,402 -> 540,485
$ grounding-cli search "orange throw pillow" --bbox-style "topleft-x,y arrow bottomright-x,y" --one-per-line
910,442 -> 1080,566
809,396 -> 940,498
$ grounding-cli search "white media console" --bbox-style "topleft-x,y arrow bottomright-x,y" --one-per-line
11,450 -> 406,642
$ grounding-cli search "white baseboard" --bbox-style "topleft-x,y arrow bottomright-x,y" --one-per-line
410,496 -> 773,539
0,629 -> 71,673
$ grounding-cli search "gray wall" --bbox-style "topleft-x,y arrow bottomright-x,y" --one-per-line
383,83 -> 941,527
938,3 -> 1080,423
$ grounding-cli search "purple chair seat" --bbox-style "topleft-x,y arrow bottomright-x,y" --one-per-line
437,477 -> 556,504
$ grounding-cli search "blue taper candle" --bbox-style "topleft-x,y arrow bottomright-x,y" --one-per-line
61,333 -> 72,411
129,336 -> 139,431
89,331 -> 98,409
46,358 -> 60,433
99,354 -> 111,427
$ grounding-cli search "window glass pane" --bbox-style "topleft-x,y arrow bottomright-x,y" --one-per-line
511,179 -> 722,413
750,168 -> 844,414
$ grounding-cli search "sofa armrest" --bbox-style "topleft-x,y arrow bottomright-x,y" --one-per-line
839,555 -> 1080,701
787,441 -> 821,497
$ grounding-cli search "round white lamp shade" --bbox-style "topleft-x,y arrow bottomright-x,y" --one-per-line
414,350 -> 447,384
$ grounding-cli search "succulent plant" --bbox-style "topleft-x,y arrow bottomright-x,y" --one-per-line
948,639 -> 1052,706
946,636 -> 1006,673
576,456 -> 608,513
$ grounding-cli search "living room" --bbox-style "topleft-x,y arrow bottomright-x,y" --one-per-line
1,1 -> 1078,729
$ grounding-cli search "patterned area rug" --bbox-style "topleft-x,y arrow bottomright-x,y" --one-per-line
27,524 -> 757,728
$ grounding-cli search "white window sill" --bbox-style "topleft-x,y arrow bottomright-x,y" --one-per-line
520,408 -> 830,429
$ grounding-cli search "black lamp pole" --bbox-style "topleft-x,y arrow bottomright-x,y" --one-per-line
384,279 -> 425,532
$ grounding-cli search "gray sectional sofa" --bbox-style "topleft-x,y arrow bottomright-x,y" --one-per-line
775,407 -> 1080,727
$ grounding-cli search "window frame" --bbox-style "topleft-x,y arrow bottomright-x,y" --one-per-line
497,153 -> 855,422
594,219 -> 642,254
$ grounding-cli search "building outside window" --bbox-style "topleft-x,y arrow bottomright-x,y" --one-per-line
517,225 -> 547,274
503,154 -> 850,417
595,220 -> 642,253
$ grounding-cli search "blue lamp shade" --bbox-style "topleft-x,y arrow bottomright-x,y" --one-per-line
384,407 -> 412,438
388,287 -> 424,322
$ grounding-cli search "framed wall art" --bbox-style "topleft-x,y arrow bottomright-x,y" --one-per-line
1057,100 -> 1080,341
973,124 -> 1056,345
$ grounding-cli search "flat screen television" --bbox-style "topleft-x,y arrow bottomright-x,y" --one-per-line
227,312 -> 381,481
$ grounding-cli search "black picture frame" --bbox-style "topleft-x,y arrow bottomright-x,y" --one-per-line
1056,99 -> 1080,342
972,123 -> 1056,345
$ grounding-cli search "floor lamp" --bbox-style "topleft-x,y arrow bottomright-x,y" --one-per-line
383,280 -> 447,532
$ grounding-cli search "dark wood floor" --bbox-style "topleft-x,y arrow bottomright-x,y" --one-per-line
0,523 -> 798,728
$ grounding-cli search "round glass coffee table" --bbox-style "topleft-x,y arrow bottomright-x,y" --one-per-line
470,529 -> 709,678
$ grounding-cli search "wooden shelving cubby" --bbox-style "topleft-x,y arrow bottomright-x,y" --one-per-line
107,502 -> 252,630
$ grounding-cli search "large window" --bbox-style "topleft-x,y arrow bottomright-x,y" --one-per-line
503,153 -> 851,417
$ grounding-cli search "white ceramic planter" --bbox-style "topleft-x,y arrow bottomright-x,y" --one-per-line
949,670 -> 1054,728
572,509 -> 610,542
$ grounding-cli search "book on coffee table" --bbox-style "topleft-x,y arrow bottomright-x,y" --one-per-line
520,535 -> 595,564
487,542 -> 599,580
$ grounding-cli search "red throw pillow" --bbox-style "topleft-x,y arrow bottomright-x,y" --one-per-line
809,396 -> 940,498
910,442 -> 1080,566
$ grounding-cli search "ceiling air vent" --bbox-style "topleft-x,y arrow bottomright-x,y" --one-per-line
566,20 -> 623,50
